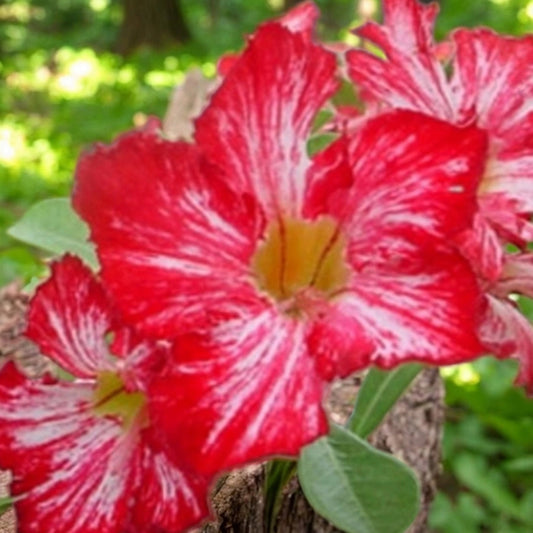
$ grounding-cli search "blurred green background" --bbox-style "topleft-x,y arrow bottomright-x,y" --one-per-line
1,1 -> 533,531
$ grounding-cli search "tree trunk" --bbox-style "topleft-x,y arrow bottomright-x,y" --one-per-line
117,0 -> 191,56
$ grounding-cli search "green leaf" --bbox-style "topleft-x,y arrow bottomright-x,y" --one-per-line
429,493 -> 484,533
504,455 -> 533,474
0,496 -> 14,516
453,452 -> 523,520
348,364 -> 422,438
263,459 -> 297,533
298,424 -> 419,533
7,198 -> 98,269
520,490 -> 533,525
307,133 -> 338,156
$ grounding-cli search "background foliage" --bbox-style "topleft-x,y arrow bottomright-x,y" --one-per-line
1,1 -> 533,531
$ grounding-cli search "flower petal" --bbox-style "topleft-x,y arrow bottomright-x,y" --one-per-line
333,254 -> 484,368
450,29 -> 533,233
347,0 -> 455,120
111,327 -> 168,393
477,192 -> 533,245
451,28 -> 533,136
482,152 -> 533,220
498,253 -> 533,299
216,1 -> 318,77
347,6 -> 533,248
25,255 -> 113,378
480,296 -> 533,394
335,110 -> 487,268
278,0 -> 318,37
0,363 -> 136,533
150,309 -> 328,475
195,22 -> 338,219
304,136 -> 354,220
129,437 -> 210,533
455,213 -> 504,283
73,126 -> 262,337
307,303 -> 374,381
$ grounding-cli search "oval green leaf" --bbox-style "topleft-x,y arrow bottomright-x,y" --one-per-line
7,198 -> 98,269
298,424 -> 419,533
348,364 -> 422,438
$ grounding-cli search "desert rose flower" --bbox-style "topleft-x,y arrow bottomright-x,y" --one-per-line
346,0 -> 533,388
73,12 -> 487,474
347,0 -> 533,255
0,256 -> 210,533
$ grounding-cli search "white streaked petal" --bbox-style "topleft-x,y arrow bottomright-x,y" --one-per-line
150,308 -> 328,475
26,256 -> 113,378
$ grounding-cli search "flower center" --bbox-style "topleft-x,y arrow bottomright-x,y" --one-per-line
93,371 -> 147,430
251,215 -> 349,305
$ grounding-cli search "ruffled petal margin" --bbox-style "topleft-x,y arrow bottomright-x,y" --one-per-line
480,296 -> 533,394
278,0 -> 318,38
325,110 -> 487,269
451,28 -> 533,136
217,1 -> 319,76
347,0 -> 455,120
195,22 -> 338,219
455,213 -> 504,282
128,434 -> 210,533
25,255 -> 113,378
74,125 -> 262,337
330,253 -> 484,369
499,253 -> 533,298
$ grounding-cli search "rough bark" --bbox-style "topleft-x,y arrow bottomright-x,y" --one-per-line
117,0 -> 191,56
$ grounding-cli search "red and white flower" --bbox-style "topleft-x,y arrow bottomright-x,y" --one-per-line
346,0 -> 533,388
347,0 -> 533,244
480,252 -> 533,393
73,13 -> 487,474
347,0 -> 533,247
0,256 -> 210,533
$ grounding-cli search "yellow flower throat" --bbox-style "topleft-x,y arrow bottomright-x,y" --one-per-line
93,371 -> 147,430
251,215 -> 349,305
